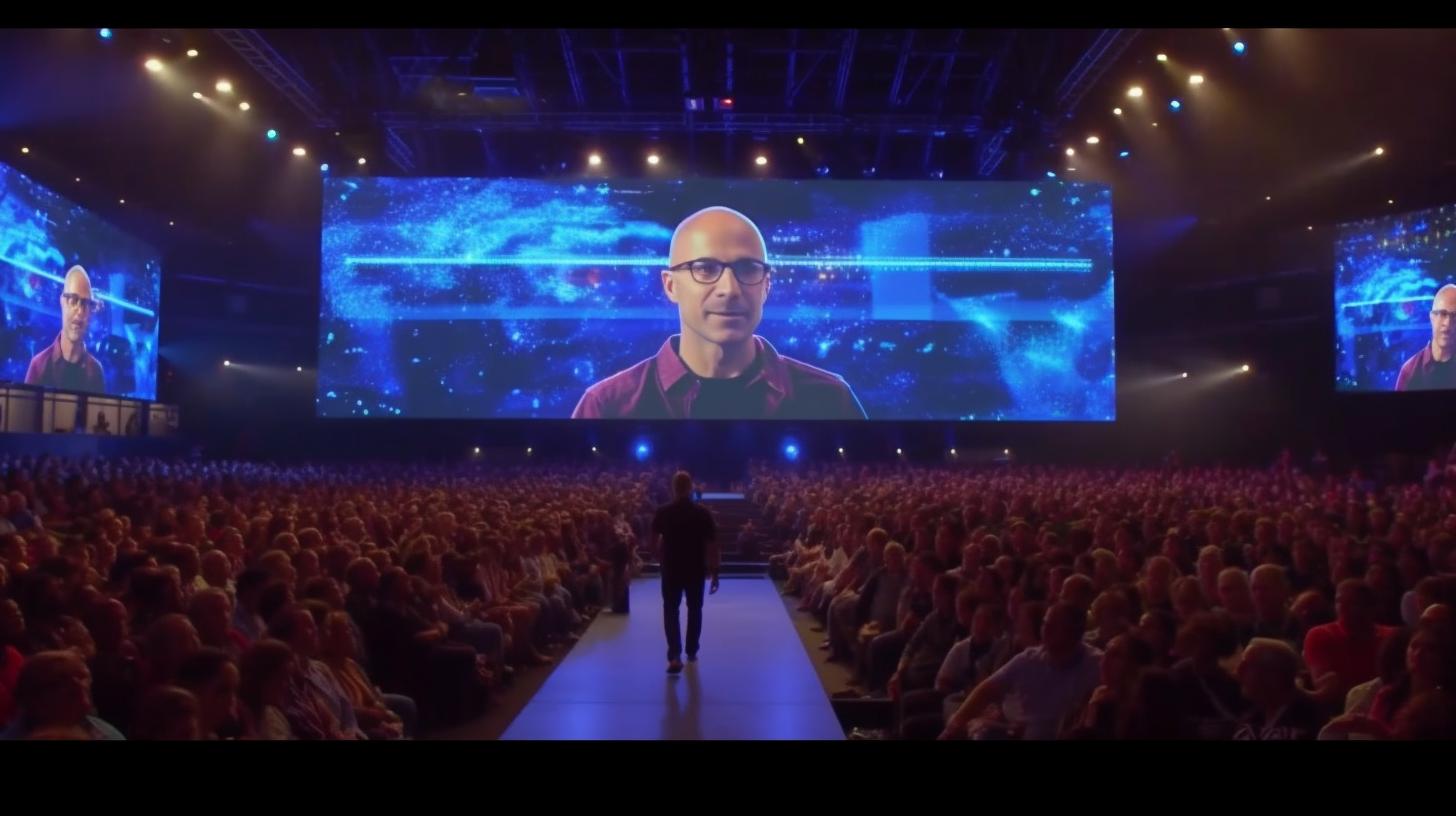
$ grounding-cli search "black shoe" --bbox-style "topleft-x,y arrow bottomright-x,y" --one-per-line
686,652 -> 698,662
667,659 -> 684,674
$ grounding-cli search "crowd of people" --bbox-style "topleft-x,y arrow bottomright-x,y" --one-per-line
4,449 -> 1456,741
0,457 -> 655,739
761,455 -> 1456,739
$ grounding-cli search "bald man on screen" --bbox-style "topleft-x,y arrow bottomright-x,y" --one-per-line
25,265 -> 107,394
1395,284 -> 1456,391
572,206 -> 866,419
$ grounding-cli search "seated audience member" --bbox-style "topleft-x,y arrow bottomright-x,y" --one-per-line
1231,638 -> 1325,740
175,648 -> 242,740
1302,579 -> 1399,707
939,603 -> 1102,740
131,685 -> 202,740
1,650 -> 124,740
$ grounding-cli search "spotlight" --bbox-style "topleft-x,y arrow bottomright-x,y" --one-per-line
118,199 -> 125,204
950,448 -> 957,455
591,446 -> 597,453
1233,41 -> 1246,55
1119,150 -> 1131,158
1189,74 -> 1205,86
168,221 -> 175,226
238,101 -> 251,111
266,129 -> 279,141
20,147 -> 28,155
74,177 -> 80,182
1085,136 -> 1100,145
1157,53 -> 1168,62
896,448 -> 903,455
186,49 -> 199,58
144,58 -> 164,73
1374,146 -> 1385,156
223,360 -> 231,367
783,443 -> 800,462
1065,147 -> 1076,156
587,152 -> 602,166
98,29 -> 113,40
356,157 -> 367,165
292,146 -> 307,157
1388,199 -> 1395,205
526,447 -> 533,454
1240,364 -> 1251,373
1046,170 -> 1057,178
796,136 -> 805,145
646,153 -> 661,166
1170,100 -> 1182,111
816,165 -> 831,177
1127,86 -> 1144,98
634,442 -> 651,462
473,447 -> 481,454
755,155 -> 769,167
1003,448 -> 1010,456
837,447 -> 845,455
1265,195 -> 1272,201
215,80 -> 233,94
1181,372 -> 1189,378
1113,107 -> 1123,116
1307,225 -> 1313,231
319,163 -> 329,173
192,91 -> 203,100
296,366 -> 303,372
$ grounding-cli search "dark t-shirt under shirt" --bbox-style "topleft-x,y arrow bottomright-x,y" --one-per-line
690,356 -> 764,419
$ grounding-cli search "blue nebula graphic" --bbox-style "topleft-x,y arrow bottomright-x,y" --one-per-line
319,178 -> 1114,420
1334,203 -> 1456,391
0,162 -> 161,399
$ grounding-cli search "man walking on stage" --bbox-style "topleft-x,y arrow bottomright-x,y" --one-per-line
653,470 -> 720,674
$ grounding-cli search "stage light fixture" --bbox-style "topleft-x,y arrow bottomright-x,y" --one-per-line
1189,74 -> 1205,85
215,80 -> 233,94
1113,107 -> 1123,115
99,29 -> 113,40
1066,147 -> 1076,156
145,58 -> 163,72
755,155 -> 768,166
266,129 -> 279,141
588,152 -> 602,166
1157,53 -> 1168,62
238,101 -> 251,111
1127,86 -> 1144,98
647,153 -> 661,166
1086,136 -> 1100,145
292,146 -> 307,157
186,49 -> 198,58
357,157 -> 367,165
1233,41 -> 1246,54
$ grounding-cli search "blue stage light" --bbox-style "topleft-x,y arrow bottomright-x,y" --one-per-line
783,441 -> 800,462
1233,41 -> 1246,54
98,29 -> 113,40
1119,150 -> 1131,158
265,129 -> 279,141
1169,99 -> 1182,111
634,441 -> 651,462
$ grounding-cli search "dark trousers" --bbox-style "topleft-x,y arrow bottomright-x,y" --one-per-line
662,574 -> 705,660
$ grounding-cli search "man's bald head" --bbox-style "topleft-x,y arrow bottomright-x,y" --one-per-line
668,207 -> 767,268
63,266 -> 94,301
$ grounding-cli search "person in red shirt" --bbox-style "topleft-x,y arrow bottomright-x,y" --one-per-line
1302,579 -> 1398,706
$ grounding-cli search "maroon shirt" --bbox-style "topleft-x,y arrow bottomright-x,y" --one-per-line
572,335 -> 867,420
1395,342 -> 1456,391
24,334 -> 107,394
